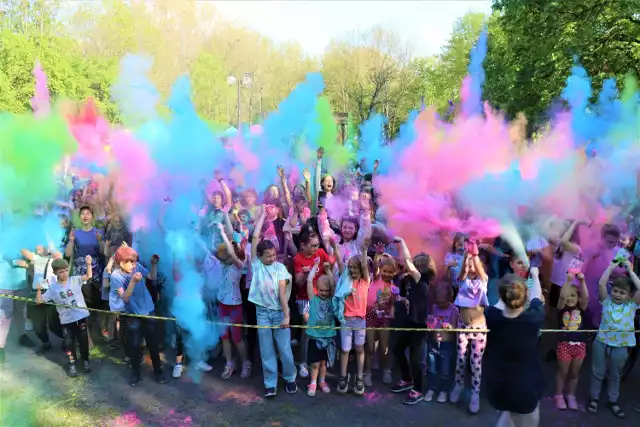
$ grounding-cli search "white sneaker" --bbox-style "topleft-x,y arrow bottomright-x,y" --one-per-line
291,339 -> 299,347
172,364 -> 183,379
363,372 -> 372,387
298,363 -> 309,378
450,384 -> 464,403
221,363 -> 235,380
25,318 -> 34,332
382,369 -> 392,384
196,361 -> 213,372
424,389 -> 435,402
437,391 -> 448,403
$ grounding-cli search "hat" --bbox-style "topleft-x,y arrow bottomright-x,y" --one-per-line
51,259 -> 69,271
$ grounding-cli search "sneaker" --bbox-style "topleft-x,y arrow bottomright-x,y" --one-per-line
25,318 -> 34,331
566,395 -> 578,411
83,360 -> 92,373
291,339 -> 299,347
129,372 -> 141,387
307,383 -> 317,397
382,369 -> 392,384
285,381 -> 298,394
633,403 -> 640,413
391,380 -> 414,393
264,387 -> 277,398
469,391 -> 480,414
68,363 -> 78,377
403,390 -> 424,405
319,381 -> 330,393
353,375 -> 365,396
108,340 -> 120,351
172,364 -> 183,379
424,389 -> 435,402
240,361 -> 252,379
437,391 -> 448,403
449,383 -> 464,403
221,363 -> 235,380
555,394 -> 567,410
363,371 -> 372,387
154,371 -> 168,384
298,363 -> 309,378
196,361 -> 213,372
18,334 -> 35,348
337,374 -> 350,394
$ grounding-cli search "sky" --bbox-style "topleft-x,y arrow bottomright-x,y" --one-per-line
213,0 -> 493,58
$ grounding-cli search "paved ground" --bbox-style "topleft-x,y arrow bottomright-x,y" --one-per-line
1,328 -> 639,427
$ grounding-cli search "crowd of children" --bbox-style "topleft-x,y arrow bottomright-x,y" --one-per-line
1,148 -> 640,425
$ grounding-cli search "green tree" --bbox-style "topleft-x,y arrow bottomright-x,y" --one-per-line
486,0 -> 640,130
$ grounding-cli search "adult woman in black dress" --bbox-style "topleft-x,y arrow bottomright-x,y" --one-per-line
484,267 -> 545,427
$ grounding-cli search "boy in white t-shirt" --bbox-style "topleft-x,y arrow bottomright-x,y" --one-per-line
36,256 -> 93,377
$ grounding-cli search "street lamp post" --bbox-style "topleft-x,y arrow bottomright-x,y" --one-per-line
227,72 -> 254,127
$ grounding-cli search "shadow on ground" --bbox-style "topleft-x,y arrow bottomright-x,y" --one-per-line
1,328 -> 639,427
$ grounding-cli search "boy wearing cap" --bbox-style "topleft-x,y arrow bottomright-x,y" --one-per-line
36,255 -> 93,377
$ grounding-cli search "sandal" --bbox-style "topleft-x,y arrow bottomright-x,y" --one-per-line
607,401 -> 626,419
587,398 -> 598,414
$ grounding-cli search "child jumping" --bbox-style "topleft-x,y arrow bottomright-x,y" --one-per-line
36,256 -> 93,377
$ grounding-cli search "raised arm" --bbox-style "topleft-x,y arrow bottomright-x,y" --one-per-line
622,259 -> 640,304
217,224 -> 244,269
332,239 -> 345,275
557,273 -> 573,310
80,255 -> 93,283
65,229 -> 75,258
313,148 -> 324,214
217,173 -> 233,207
576,272 -> 589,310
307,259 -> 320,302
529,266 -> 542,302
598,261 -> 615,302
395,236 -> 420,282
251,206 -> 266,261
355,197 -> 373,248
361,238 -> 370,283
277,165 -> 292,210
560,220 -> 582,254
302,168 -> 312,203
20,248 -> 35,262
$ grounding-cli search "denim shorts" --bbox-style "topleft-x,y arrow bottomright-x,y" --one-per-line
340,316 -> 366,351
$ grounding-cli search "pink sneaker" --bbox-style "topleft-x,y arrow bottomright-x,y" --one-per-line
319,381 -> 330,393
307,383 -> 317,397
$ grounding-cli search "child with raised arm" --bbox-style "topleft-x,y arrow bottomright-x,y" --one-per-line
588,258 -> 640,419
248,206 -> 297,398
305,258 -> 339,396
336,237 -> 370,396
36,256 -> 93,377
554,272 -> 589,410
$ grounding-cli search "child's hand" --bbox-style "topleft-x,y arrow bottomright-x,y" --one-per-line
280,313 -> 290,329
302,168 -> 311,181
317,147 -> 324,159
623,258 -> 633,271
85,255 -> 92,265
132,272 -> 143,283
69,230 -> 76,241
565,272 -> 574,281
121,241 -> 128,248
442,322 -> 452,330
373,159 -> 380,169
374,242 -> 385,254
96,231 -> 102,242
322,262 -> 331,273
530,266 -> 539,277
151,254 -> 160,265
576,272 -> 585,281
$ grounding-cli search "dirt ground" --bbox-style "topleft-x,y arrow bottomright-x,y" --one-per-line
1,327 -> 639,427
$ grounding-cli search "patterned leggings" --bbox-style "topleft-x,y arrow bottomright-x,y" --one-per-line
454,321 -> 487,394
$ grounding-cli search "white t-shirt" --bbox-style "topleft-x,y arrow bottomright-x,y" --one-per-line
31,254 -> 56,291
41,276 -> 89,324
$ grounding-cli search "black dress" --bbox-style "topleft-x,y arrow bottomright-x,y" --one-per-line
484,298 -> 545,414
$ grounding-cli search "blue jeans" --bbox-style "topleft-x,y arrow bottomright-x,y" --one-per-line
427,340 -> 454,392
256,306 -> 296,388
590,340 -> 629,402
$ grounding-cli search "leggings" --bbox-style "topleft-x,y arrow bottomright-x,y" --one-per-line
126,316 -> 162,375
454,321 -> 487,394
62,318 -> 90,364
28,302 -> 62,344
